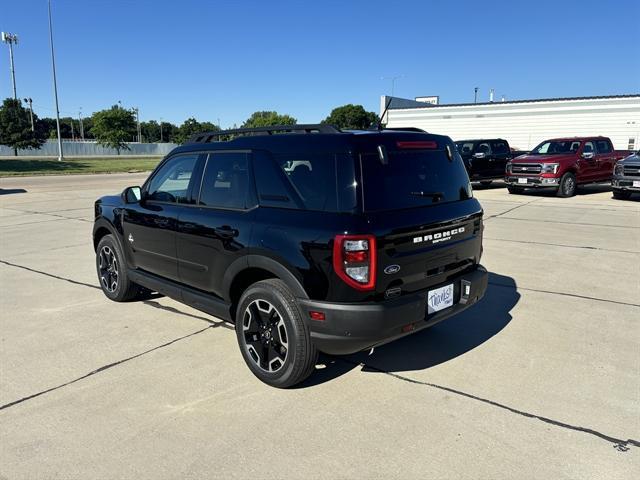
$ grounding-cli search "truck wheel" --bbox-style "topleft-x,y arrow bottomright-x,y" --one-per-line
480,181 -> 492,187
235,279 -> 317,388
557,172 -> 577,197
96,234 -> 143,302
612,190 -> 632,200
507,186 -> 523,194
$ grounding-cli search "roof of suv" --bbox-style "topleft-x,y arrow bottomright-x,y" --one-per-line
170,125 -> 447,156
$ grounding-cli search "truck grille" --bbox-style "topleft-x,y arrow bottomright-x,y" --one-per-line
623,165 -> 640,177
511,164 -> 542,174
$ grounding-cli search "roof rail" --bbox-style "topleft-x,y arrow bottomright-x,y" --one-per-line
188,124 -> 341,144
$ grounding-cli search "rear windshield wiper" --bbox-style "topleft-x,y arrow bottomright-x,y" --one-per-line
410,191 -> 444,201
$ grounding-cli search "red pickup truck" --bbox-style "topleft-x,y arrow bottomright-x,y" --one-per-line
505,137 -> 629,197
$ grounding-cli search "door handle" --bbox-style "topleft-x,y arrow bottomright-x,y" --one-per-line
214,226 -> 238,238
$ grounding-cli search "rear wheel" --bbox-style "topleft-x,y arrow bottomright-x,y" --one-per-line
612,190 -> 632,200
96,234 -> 143,302
557,172 -> 577,197
235,279 -> 317,388
507,186 -> 523,194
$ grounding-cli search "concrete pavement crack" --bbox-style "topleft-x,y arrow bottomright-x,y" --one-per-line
340,358 -> 640,452
0,326 -> 216,411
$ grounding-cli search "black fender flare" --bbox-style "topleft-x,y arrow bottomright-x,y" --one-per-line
223,254 -> 309,301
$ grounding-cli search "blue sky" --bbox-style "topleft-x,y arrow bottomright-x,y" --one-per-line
2,0 -> 639,127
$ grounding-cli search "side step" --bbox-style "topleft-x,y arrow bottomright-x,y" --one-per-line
128,269 -> 232,322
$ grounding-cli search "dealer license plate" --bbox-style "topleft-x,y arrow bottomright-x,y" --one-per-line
633,181 -> 640,187
517,178 -> 528,184
427,283 -> 454,315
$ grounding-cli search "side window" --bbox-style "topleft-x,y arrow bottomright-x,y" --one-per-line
491,141 -> 509,155
147,154 -> 199,203
583,142 -> 595,153
199,152 -> 249,209
277,153 -> 339,212
596,140 -> 612,153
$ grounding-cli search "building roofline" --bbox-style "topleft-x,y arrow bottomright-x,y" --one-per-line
390,94 -> 640,110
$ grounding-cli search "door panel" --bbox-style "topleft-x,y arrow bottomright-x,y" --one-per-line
577,141 -> 598,182
176,151 -> 254,297
595,139 -> 615,181
471,142 -> 491,179
123,153 -> 202,282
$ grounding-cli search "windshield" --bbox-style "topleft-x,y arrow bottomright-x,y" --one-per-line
531,140 -> 581,155
455,142 -> 475,155
360,148 -> 472,212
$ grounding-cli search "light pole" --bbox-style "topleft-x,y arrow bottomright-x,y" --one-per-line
382,75 -> 403,97
78,107 -> 84,140
1,32 -> 18,100
159,117 -> 163,142
134,107 -> 141,142
474,87 -> 479,104
23,97 -> 34,131
47,0 -> 63,161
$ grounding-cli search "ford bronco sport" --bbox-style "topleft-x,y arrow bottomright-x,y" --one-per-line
93,125 -> 488,387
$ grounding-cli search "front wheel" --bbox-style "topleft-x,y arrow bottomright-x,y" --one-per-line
557,172 -> 577,197
612,190 -> 632,200
235,279 -> 317,388
96,234 -> 143,302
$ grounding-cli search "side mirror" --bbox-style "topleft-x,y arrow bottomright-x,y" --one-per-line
122,186 -> 142,204
473,152 -> 486,159
582,152 -> 595,160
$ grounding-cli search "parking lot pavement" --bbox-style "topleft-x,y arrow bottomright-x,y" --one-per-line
1,175 -> 638,479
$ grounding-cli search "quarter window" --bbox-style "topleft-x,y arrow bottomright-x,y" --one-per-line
199,152 -> 250,209
146,154 -> 199,203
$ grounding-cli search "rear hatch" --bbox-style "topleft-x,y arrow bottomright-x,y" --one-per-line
359,136 -> 483,298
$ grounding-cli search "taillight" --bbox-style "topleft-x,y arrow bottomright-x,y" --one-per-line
333,235 -> 377,291
396,141 -> 438,149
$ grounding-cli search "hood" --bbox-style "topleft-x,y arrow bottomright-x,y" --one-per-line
619,154 -> 640,166
511,153 -> 576,163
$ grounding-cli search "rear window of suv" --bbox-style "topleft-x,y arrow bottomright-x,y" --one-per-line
360,148 -> 472,212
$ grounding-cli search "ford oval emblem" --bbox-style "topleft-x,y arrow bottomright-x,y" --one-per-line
384,264 -> 401,275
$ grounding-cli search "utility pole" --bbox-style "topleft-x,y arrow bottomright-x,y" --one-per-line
382,75 -> 403,97
474,87 -> 479,104
1,32 -> 18,99
47,0 -> 63,161
70,118 -> 75,140
134,107 -> 141,142
78,108 -> 84,140
23,97 -> 34,131
159,117 -> 163,142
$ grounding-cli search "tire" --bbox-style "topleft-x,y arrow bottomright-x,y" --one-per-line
96,234 -> 143,302
235,279 -> 317,388
507,186 -> 523,194
612,190 -> 632,200
480,180 -> 492,187
557,172 -> 577,197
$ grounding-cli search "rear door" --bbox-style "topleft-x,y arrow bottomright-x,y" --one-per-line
471,141 -> 491,179
359,140 -> 483,300
175,151 -> 255,296
123,153 -> 201,281
490,140 -> 511,177
578,141 -> 599,182
595,139 -> 615,181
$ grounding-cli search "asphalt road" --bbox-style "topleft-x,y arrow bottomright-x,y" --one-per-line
1,174 -> 638,479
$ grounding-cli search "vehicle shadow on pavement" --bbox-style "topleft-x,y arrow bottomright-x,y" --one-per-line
515,184 -> 612,197
301,272 -> 519,387
0,188 -> 27,195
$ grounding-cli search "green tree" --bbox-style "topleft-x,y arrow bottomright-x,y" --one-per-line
141,120 -> 161,142
173,118 -> 219,144
322,104 -> 378,130
91,105 -> 136,154
0,98 -> 47,156
241,111 -> 297,129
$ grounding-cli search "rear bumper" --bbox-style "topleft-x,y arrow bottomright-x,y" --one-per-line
298,265 -> 488,355
612,175 -> 640,191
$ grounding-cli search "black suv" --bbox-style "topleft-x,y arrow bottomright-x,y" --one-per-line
455,138 -> 514,186
93,125 -> 488,387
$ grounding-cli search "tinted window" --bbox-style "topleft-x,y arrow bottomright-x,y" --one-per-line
583,142 -> 595,153
264,153 -> 356,212
596,140 -> 612,153
147,154 -> 199,203
360,146 -> 472,212
532,141 -> 580,155
476,142 -> 492,155
199,152 -> 249,209
491,141 -> 509,154
455,142 -> 475,155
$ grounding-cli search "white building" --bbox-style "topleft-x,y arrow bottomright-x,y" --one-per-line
382,94 -> 640,151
